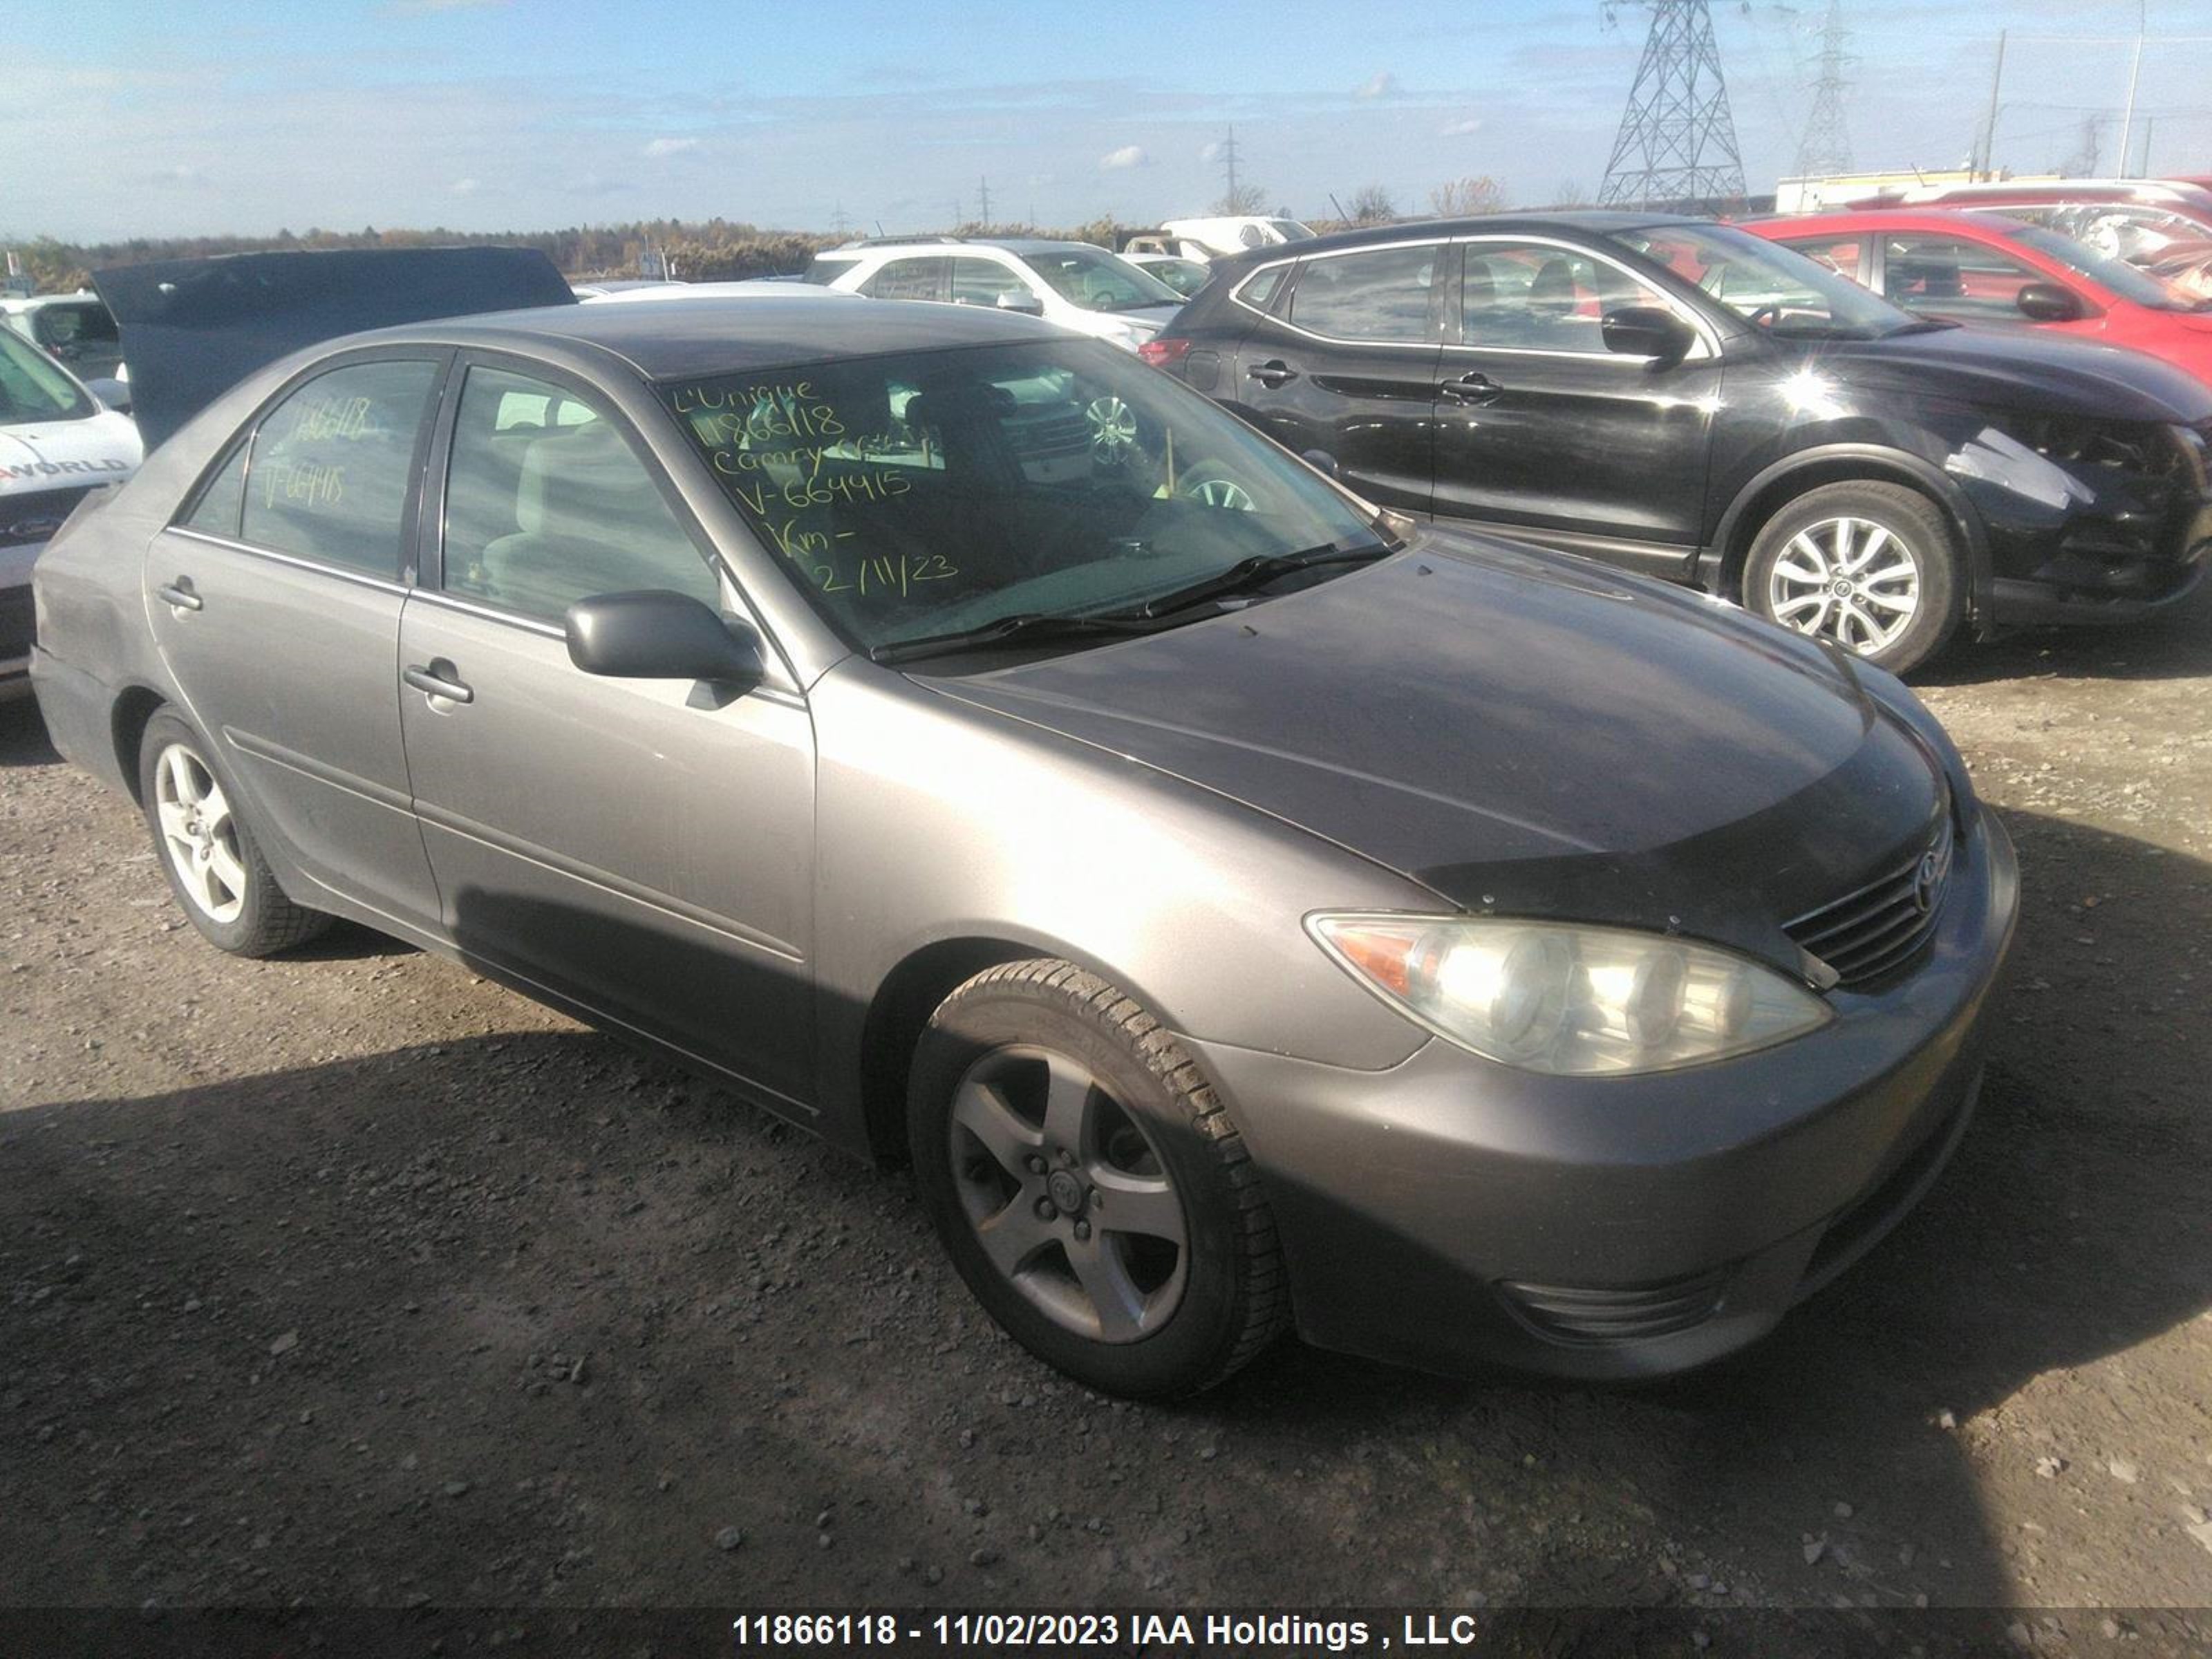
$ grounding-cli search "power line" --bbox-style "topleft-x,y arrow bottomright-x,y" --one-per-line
1793,0 -> 1853,176
1599,0 -> 1748,209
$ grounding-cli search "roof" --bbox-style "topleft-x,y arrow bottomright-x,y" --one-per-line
1226,210 -> 1701,263
1744,208 -> 2038,235
347,294 -> 1067,381
830,237 -> 1110,256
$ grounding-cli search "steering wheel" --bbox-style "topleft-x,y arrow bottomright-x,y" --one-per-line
1746,302 -> 1785,330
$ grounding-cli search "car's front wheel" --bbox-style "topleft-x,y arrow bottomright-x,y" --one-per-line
908,959 -> 1288,1397
1743,480 -> 1960,675
139,711 -> 330,957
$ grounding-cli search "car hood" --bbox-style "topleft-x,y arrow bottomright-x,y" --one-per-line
1807,323 -> 2212,422
928,532 -> 1948,973
0,410 -> 142,493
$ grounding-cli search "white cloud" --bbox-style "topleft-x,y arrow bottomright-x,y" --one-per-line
1354,71 -> 1400,100
643,136 -> 701,158
1200,140 -> 1226,163
1439,116 -> 1483,137
451,177 -> 480,196
1098,144 -> 1147,170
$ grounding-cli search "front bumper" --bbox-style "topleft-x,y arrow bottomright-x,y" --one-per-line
1187,805 -> 2019,1382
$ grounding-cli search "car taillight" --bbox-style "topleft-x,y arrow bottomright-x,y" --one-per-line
1137,336 -> 1192,368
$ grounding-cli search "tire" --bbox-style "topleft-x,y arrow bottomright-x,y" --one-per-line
908,959 -> 1288,1398
138,710 -> 330,958
1741,480 -> 1961,676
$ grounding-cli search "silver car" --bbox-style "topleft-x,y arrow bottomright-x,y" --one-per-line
34,288 -> 2016,1396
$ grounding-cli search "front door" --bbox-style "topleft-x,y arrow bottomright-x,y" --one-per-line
1430,238 -> 1721,572
1226,240 -> 1444,514
397,360 -> 818,1114
148,353 -> 445,930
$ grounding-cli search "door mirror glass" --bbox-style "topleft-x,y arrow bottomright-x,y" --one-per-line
995,290 -> 1045,315
564,590 -> 765,686
1600,306 -> 1694,364
2016,281 -> 2084,322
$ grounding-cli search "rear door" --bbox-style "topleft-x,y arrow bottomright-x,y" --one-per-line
395,357 -> 818,1112
1225,240 -> 1444,514
149,351 -> 444,930
1429,237 -> 1721,564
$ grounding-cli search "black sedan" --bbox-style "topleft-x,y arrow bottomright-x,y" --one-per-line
1143,212 -> 2212,674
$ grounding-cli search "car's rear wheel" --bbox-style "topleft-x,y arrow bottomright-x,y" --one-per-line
1743,480 -> 1960,675
138,711 -> 330,957
908,959 -> 1288,1397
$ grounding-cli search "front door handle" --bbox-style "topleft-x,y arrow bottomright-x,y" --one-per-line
1246,359 -> 1299,388
1438,372 -> 1503,404
156,577 -> 203,612
403,661 -> 474,704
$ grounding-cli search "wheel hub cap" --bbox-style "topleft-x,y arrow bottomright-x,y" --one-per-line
1766,514 -> 1922,657
1046,1169 -> 1087,1217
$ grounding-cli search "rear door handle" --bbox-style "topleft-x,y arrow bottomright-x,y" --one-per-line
156,577 -> 203,612
403,662 -> 474,704
1246,359 -> 1299,388
1438,372 -> 1503,404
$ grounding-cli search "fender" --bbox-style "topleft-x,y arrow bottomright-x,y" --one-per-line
1698,442 -> 1996,633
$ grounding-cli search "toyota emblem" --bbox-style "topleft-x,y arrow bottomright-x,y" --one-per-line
1913,851 -> 1941,915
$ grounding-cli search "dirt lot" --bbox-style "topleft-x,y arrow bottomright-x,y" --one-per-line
4,603 -> 2212,1642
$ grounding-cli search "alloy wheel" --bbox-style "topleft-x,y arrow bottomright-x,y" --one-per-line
1185,476 -> 1257,511
1765,514 -> 1922,655
153,742 -> 248,925
946,1044 -> 1188,1344
1085,396 -> 1139,461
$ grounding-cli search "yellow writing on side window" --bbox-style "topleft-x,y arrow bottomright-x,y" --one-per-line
293,395 -> 377,442
260,460 -> 346,512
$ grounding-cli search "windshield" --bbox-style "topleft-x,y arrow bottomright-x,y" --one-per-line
1609,222 -> 1920,339
1018,248 -> 1182,313
1145,259 -> 1212,297
0,328 -> 96,424
2007,223 -> 2195,311
664,339 -> 1384,656
1267,220 -> 1317,243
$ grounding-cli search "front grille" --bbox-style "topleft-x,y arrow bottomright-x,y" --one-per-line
0,485 -> 94,550
1785,813 -> 1956,987
1498,1266 -> 1730,1346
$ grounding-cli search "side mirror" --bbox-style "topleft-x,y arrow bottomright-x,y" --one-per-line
1600,306 -> 1696,365
2016,282 -> 2084,323
995,290 -> 1045,315
564,590 -> 765,687
1302,448 -> 1341,479
86,377 -> 131,413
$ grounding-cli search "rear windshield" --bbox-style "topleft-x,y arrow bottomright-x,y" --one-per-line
1018,248 -> 1181,313
803,256 -> 861,287
0,328 -> 95,423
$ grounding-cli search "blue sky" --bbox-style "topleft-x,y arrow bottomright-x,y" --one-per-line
7,0 -> 2210,241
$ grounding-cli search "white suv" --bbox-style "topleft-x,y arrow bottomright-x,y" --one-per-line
813,239 -> 1185,351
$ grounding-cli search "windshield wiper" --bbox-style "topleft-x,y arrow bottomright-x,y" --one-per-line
1115,542 -> 1394,620
869,610 -> 1162,666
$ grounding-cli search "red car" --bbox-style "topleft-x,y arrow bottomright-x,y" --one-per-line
1746,209 -> 2212,387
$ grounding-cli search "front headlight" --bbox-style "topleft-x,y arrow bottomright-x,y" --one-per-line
1309,914 -> 1832,1076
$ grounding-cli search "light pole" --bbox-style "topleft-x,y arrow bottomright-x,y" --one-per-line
2117,0 -> 2146,178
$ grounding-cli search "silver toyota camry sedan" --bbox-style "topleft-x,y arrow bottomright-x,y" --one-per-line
33,273 -> 2016,1396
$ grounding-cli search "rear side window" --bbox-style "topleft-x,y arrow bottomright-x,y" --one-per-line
239,359 -> 438,579
1288,245 -> 1439,341
181,445 -> 247,538
440,365 -> 718,624
863,258 -> 949,301
1781,236 -> 1864,283
1236,265 -> 1288,311
803,256 -> 860,287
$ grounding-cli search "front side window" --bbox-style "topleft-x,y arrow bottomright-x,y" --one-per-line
664,339 -> 1384,655
1018,249 -> 1181,313
1882,234 -> 2049,321
1461,243 -> 1660,353
2007,223 -> 2191,310
1288,245 -> 1440,342
0,328 -> 95,423
1778,236 -> 1864,281
863,258 -> 948,301
238,359 -> 438,579
1607,222 -> 1918,341
441,365 -> 718,623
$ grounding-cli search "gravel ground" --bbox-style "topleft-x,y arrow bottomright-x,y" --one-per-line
3,602 -> 2211,1638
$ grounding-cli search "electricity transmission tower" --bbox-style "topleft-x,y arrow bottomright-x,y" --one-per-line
977,176 -> 992,225
1597,0 -> 1748,210
1793,0 -> 1853,176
